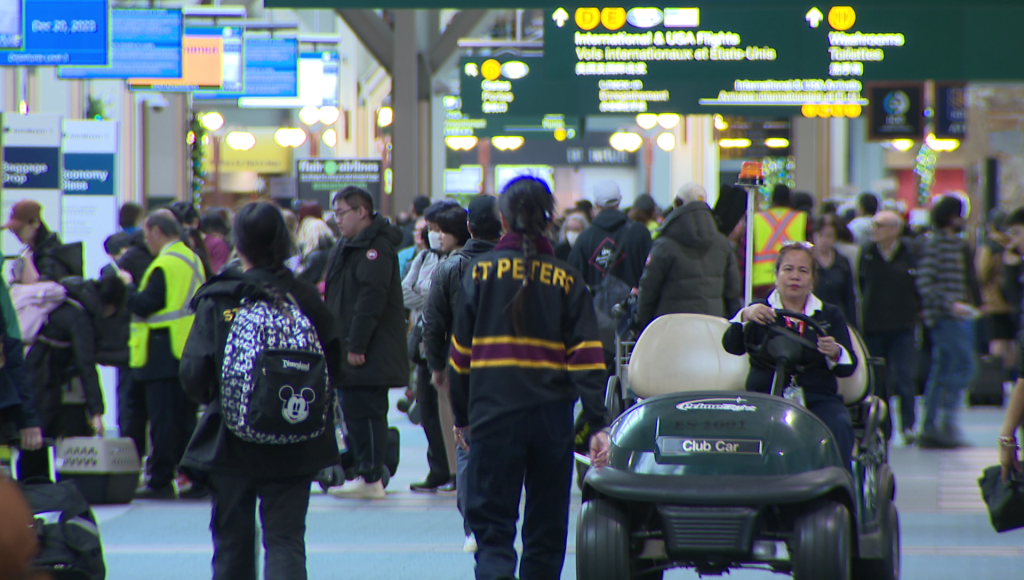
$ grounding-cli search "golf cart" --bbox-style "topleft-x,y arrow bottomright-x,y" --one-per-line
576,313 -> 898,580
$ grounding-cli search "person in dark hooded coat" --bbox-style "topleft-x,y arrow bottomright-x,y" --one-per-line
638,183 -> 742,327
180,201 -> 343,580
567,181 -> 652,290
26,274 -> 127,438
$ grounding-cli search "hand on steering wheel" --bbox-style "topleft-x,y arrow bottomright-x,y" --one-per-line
742,304 -> 776,325
744,307 -> 829,353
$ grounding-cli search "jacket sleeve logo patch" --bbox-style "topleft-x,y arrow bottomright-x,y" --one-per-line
367,249 -> 378,260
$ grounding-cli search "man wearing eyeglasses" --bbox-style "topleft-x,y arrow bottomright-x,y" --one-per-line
322,187 -> 409,499
859,211 -> 921,445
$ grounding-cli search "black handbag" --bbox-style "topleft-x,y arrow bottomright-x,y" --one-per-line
978,465 -> 1024,532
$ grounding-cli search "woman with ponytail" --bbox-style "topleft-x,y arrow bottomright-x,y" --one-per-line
449,177 -> 610,580
179,202 -> 344,580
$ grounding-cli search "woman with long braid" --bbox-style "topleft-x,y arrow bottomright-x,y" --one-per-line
449,177 -> 609,580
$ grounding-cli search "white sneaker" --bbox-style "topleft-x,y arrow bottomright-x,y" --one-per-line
463,534 -> 478,553
327,477 -> 386,500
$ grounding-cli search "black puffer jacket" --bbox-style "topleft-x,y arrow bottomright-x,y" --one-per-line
323,214 -> 409,388
179,267 -> 343,479
638,202 -> 741,326
422,238 -> 496,372
116,230 -> 154,285
722,298 -> 857,397
568,208 -> 652,289
27,278 -> 105,432
297,237 -> 335,286
33,231 -> 83,281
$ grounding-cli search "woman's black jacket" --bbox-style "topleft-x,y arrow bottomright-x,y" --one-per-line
722,298 -> 857,397
813,251 -> 858,330
179,267 -> 344,479
297,238 -> 335,286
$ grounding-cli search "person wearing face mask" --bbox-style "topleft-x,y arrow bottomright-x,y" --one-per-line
398,217 -> 428,280
722,243 -> 858,468
554,212 -> 588,261
914,195 -> 982,448
402,199 -> 463,493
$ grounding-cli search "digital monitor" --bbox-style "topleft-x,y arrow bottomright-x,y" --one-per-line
59,8 -> 182,79
0,0 -> 23,49
195,37 -> 297,100
238,51 -> 336,108
3,0 -> 110,66
129,25 -> 241,91
494,165 -> 554,194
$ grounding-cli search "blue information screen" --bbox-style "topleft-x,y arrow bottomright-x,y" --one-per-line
321,52 -> 339,107
195,37 -> 297,100
4,0 -> 109,66
0,0 -> 24,49
58,8 -> 182,79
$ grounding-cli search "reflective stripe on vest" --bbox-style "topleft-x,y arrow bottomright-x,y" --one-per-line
753,211 -> 801,264
137,252 -> 203,324
751,209 -> 806,286
129,243 -> 205,368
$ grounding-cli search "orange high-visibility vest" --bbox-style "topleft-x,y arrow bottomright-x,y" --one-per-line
752,208 -> 807,287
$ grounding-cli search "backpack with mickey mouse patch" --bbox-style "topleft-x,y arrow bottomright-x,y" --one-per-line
220,294 -> 330,444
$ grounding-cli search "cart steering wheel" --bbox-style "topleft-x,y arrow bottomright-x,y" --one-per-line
745,308 -> 829,368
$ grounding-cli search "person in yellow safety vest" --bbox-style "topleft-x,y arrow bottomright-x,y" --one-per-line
752,185 -> 807,297
121,209 -> 207,500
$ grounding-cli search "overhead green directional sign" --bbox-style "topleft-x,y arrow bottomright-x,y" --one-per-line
266,0 -> 1022,10
460,56 -> 815,116
544,4 -> 1024,85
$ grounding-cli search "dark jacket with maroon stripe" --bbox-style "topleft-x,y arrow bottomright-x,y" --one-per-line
449,234 -> 608,436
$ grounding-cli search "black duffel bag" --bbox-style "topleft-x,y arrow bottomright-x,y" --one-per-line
978,465 -> 1024,533
21,479 -> 106,580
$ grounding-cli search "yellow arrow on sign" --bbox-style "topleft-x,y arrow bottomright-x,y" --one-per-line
805,7 -> 824,28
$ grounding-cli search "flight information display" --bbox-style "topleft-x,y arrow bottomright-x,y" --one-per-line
0,0 -> 24,49
58,8 -> 182,79
3,0 -> 109,65
129,26 -> 241,91
239,52 -> 337,108
537,4 -> 1024,114
195,37 -> 298,100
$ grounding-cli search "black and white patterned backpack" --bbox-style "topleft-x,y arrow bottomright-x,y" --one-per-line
220,295 -> 330,444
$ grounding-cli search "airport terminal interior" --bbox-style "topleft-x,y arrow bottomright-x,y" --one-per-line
1,1 -> 1024,579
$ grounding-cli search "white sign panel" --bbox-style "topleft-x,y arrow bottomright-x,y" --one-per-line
3,113 -> 62,147
62,120 -> 118,154
61,195 -> 118,278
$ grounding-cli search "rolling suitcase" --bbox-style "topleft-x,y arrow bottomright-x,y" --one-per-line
968,355 -> 1005,407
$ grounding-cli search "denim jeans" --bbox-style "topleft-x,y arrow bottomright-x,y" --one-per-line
864,330 -> 918,432
456,437 -> 471,536
922,318 -> 977,434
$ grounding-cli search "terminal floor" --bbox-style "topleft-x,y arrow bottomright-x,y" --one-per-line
95,396 -> 1024,579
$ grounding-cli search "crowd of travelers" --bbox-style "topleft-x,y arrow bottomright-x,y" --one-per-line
2,175 -> 1024,580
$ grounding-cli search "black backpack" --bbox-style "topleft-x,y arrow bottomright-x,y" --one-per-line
21,480 -> 106,580
589,227 -> 632,354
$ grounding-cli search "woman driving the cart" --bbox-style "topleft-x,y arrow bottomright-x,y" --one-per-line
722,242 -> 858,468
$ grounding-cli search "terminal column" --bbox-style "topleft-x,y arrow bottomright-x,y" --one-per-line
391,11 -> 418,215
669,115 -> 720,207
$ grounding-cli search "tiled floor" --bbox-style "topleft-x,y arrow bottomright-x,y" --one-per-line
95,398 -> 1024,579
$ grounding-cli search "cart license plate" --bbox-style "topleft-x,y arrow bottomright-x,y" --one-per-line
658,437 -> 764,456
